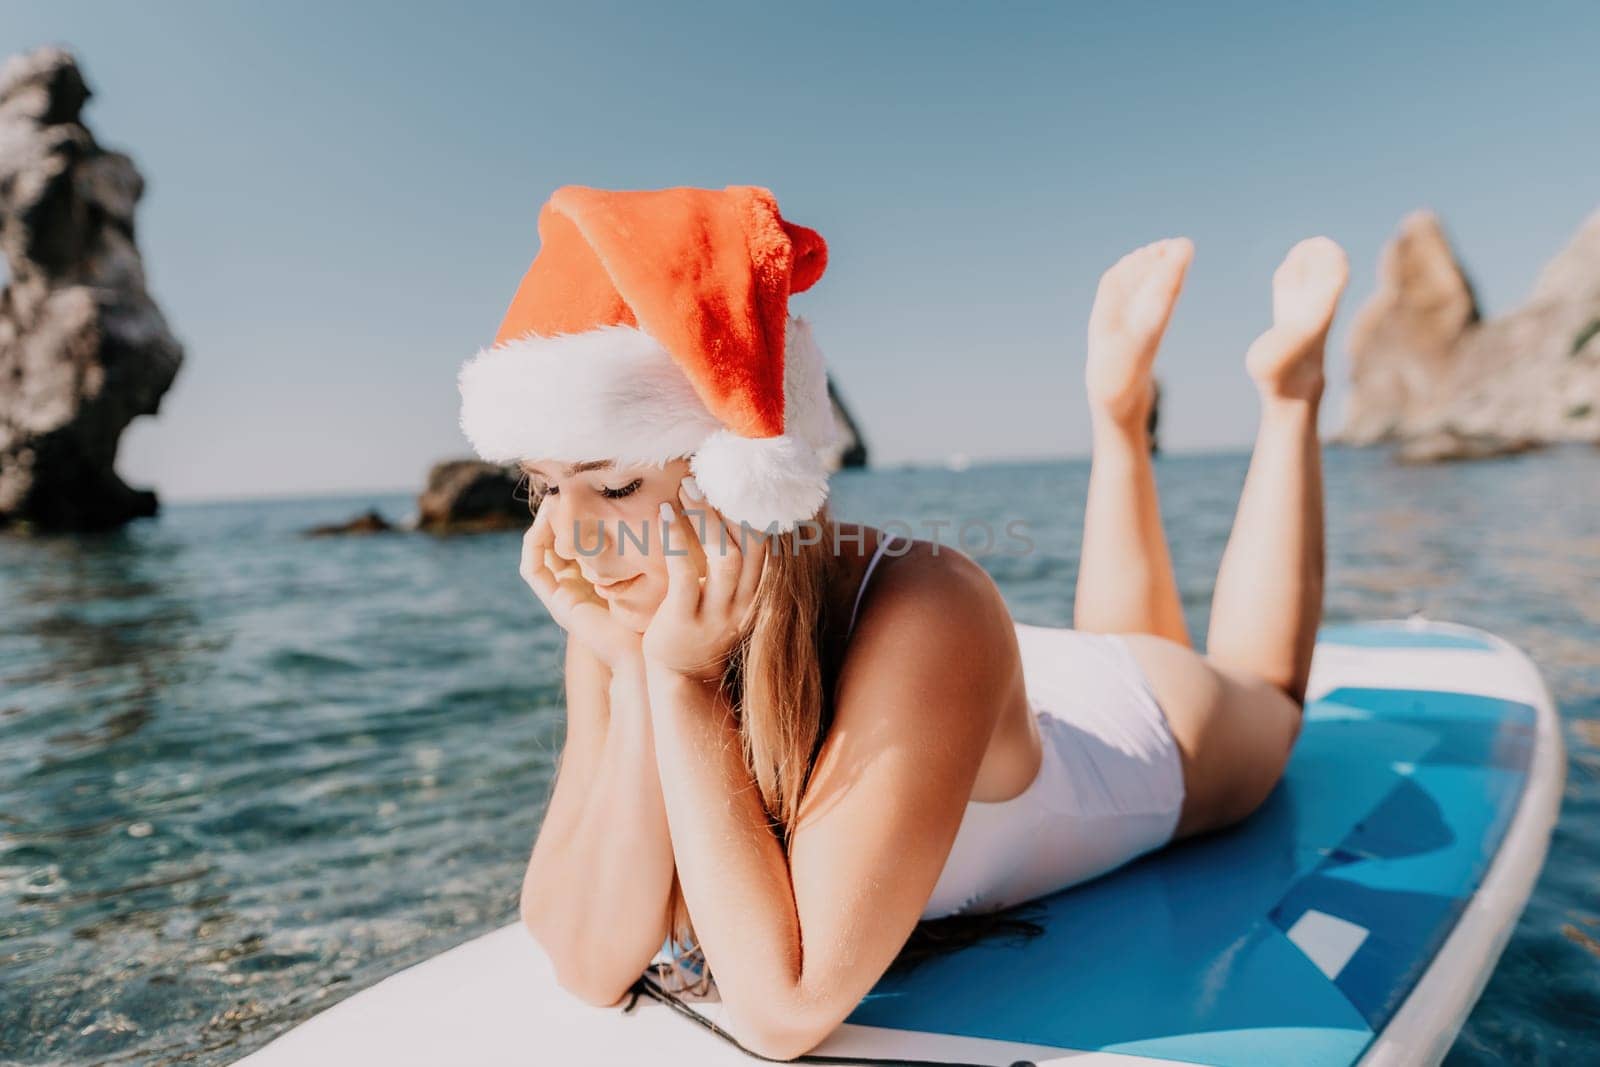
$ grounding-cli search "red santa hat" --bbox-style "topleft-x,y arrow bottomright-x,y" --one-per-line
456,184 -> 844,534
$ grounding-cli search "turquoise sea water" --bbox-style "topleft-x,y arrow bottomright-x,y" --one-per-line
1,445 -> 1596,1065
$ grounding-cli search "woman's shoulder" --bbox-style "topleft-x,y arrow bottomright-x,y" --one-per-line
862,524 -> 1001,586
845,529 -> 1016,665
827,530 -> 1019,751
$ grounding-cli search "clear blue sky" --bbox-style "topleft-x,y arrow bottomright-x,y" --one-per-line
8,1 -> 1599,500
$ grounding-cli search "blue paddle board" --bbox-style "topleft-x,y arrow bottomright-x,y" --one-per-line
237,617 -> 1563,1066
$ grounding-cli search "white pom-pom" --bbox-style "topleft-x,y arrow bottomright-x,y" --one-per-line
689,430 -> 829,535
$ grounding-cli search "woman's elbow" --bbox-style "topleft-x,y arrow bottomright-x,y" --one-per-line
734,1011 -> 833,1062
521,893 -> 643,1008
528,921 -> 636,1007
519,883 -> 554,950
554,963 -> 636,1009
742,1027 -> 826,1063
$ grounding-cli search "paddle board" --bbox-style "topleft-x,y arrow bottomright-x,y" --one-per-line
236,617 -> 1563,1066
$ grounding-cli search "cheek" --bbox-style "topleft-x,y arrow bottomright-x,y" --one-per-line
614,497 -> 669,552
633,567 -> 669,609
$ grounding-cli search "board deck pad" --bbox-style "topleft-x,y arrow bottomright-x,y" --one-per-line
840,684 -> 1535,1066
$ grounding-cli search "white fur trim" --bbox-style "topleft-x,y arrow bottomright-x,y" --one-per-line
456,316 -> 838,530
456,324 -> 720,465
690,429 -> 829,535
783,315 -> 848,455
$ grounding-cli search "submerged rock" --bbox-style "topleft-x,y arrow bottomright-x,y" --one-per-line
304,509 -> 396,537
0,47 -> 184,532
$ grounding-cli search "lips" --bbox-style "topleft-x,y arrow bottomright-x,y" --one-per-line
593,574 -> 641,594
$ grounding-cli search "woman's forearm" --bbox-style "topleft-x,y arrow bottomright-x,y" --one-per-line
522,655 -> 677,1001
644,665 -> 806,1030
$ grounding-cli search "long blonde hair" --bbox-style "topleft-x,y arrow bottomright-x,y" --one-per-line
652,502 -> 1049,994
658,502 -> 843,994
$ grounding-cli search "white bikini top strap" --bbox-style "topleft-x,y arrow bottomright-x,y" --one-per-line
847,534 -> 900,636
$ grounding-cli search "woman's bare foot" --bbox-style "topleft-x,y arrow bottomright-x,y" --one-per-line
1245,237 -> 1349,402
1086,237 -> 1194,429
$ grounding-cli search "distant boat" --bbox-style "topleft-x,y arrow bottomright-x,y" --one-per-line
944,452 -> 971,471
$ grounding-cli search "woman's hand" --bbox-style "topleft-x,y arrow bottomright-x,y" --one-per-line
520,504 -> 643,671
641,480 -> 769,684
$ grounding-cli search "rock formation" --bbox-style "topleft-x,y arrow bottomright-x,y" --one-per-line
1148,378 -> 1162,455
0,47 -> 183,532
414,460 -> 529,533
1339,208 -> 1600,459
1341,212 -> 1482,444
304,509 -> 396,537
825,377 -> 868,470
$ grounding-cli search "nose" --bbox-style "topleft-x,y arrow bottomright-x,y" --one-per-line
547,493 -> 610,563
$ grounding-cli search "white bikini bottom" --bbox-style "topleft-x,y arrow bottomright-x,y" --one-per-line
919,625 -> 1188,920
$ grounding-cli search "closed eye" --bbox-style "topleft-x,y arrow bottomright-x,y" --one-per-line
525,477 -> 643,500
601,479 -> 643,499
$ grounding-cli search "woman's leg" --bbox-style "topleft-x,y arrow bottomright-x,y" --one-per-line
1123,237 -> 1348,837
1206,237 -> 1347,706
1075,238 -> 1194,647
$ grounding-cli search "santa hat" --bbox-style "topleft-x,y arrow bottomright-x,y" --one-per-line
456,184 -> 845,535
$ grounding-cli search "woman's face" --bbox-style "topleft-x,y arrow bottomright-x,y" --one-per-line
520,456 -> 692,633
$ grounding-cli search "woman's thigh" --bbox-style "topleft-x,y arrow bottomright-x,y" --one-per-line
1120,633 -> 1303,838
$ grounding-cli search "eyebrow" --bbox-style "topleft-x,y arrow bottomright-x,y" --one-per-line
521,459 -> 614,478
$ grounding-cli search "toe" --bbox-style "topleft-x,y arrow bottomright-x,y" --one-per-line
1274,236 -> 1350,308
1288,236 -> 1348,279
1162,237 -> 1195,275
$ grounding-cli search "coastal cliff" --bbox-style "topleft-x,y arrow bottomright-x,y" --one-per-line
1339,209 -> 1599,460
